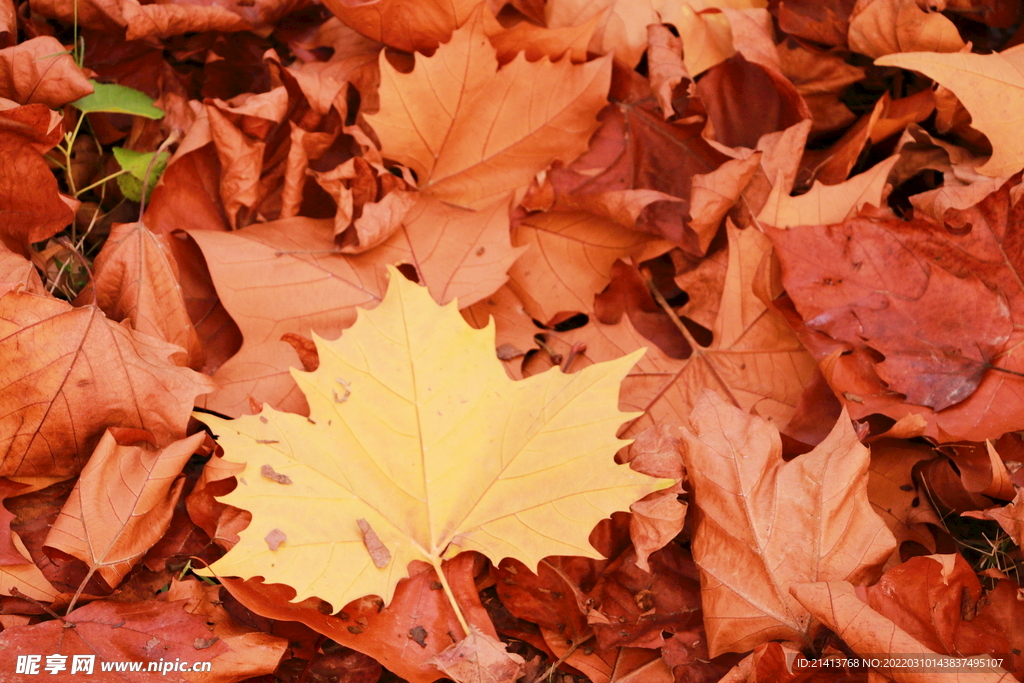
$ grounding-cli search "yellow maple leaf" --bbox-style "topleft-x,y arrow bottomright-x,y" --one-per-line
197,268 -> 666,611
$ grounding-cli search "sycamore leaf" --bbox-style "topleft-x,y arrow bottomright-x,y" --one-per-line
365,6 -> 612,209
681,390 -> 895,656
0,290 -> 213,477
191,196 -> 520,416
196,269 -> 666,610
757,155 -> 898,229
875,47 -> 1024,177
791,581 -> 1014,683
85,221 -> 202,369
429,625 -> 525,683
319,0 -> 478,53
44,428 -> 205,589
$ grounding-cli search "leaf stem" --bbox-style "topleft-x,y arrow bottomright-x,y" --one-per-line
66,567 -> 95,615
74,168 -> 129,197
428,556 -> 471,638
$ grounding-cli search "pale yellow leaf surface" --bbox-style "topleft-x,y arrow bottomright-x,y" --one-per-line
875,47 -> 1024,177
197,270 -> 666,609
758,155 -> 898,228
791,581 -> 1015,683
191,199 -> 521,416
682,391 -> 896,656
366,6 -> 611,209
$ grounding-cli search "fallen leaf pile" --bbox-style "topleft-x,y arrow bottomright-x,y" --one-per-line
4,0 -> 1024,681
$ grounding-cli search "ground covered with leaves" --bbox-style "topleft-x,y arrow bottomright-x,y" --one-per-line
2,0 -> 1024,681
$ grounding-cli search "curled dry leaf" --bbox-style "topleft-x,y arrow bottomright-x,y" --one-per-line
0,104 -> 74,257
681,390 -> 895,656
876,46 -> 1024,178
196,270 -> 666,609
429,625 -> 525,683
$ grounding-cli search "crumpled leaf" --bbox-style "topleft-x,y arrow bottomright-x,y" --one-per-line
0,290 -> 213,477
44,428 -> 206,589
876,46 -> 1024,177
196,269 -> 666,609
681,390 -> 895,656
366,6 -> 611,209
429,625 -> 525,683
0,37 -> 93,108
963,488 -> 1024,547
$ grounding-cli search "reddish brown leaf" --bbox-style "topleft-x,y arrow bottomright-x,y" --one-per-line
0,37 -> 93,108
44,429 -> 206,589
0,291 -> 213,477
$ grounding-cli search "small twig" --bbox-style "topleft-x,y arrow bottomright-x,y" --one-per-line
138,129 -> 182,220
541,635 -> 590,682
10,587 -> 62,620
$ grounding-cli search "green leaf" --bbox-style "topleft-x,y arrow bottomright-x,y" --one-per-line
72,81 -> 164,119
113,148 -> 170,203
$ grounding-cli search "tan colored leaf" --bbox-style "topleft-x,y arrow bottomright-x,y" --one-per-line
483,4 -> 602,64
849,0 -> 965,59
791,581 -> 1014,683
672,4 -> 736,77
429,625 -> 526,683
547,0 -> 659,68
758,155 -> 898,228
508,210 -> 672,323
629,486 -> 686,572
197,270 -> 665,609
86,221 -> 202,369
875,46 -> 1024,177
867,440 -> 941,557
44,429 -> 206,588
320,0 -> 479,53
366,7 -> 612,208
681,390 -> 896,656
0,37 -> 93,108
0,290 -> 213,477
